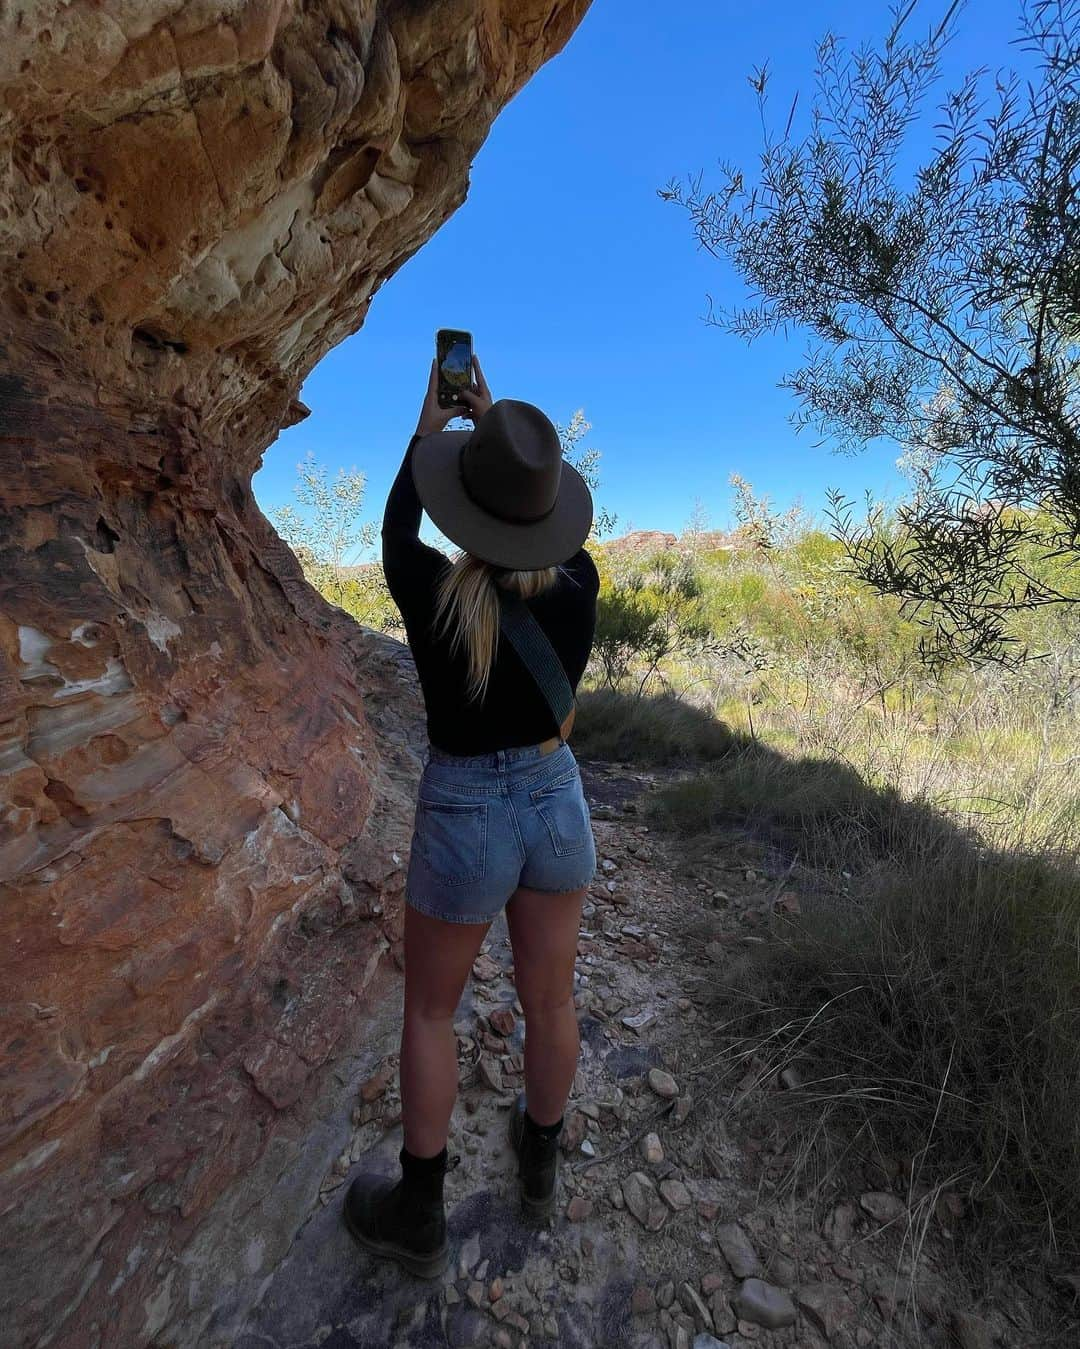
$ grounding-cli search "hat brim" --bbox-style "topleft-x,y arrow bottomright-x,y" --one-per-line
411,431 -> 594,569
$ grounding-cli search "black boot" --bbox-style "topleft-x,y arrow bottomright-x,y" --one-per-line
508,1092 -> 563,1218
343,1143 -> 459,1279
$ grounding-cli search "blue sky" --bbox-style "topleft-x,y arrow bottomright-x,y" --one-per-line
253,0 -> 1024,552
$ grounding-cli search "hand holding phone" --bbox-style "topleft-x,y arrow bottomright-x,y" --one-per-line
415,350 -> 492,437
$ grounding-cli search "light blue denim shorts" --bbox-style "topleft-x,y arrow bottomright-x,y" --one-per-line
405,740 -> 598,924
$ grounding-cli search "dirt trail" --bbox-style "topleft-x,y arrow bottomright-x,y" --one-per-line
232,761 -> 1048,1349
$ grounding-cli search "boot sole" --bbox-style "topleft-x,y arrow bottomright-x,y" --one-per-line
342,1195 -> 450,1279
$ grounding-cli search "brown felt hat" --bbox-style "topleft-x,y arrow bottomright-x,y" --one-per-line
411,399 -> 593,569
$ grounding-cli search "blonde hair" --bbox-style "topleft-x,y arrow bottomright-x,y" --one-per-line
434,553 -> 560,702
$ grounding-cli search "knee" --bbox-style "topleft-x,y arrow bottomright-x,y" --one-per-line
520,990 -> 576,1022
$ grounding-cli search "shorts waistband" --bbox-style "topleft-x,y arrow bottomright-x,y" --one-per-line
426,738 -> 566,770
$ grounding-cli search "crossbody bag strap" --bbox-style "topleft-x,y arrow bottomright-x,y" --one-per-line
496,589 -> 577,740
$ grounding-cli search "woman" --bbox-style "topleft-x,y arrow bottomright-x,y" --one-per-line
343,355 -> 599,1278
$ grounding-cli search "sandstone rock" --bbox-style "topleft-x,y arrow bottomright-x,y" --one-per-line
623,1171 -> 669,1230
472,954 -> 502,982
359,1064 -> 394,1102
0,4 -> 593,1342
567,1195 -> 592,1222
660,1179 -> 693,1211
708,1292 -> 738,1335
648,1068 -> 679,1098
796,1284 -> 856,1340
823,1202 -> 858,1249
679,1282 -> 714,1332
479,1056 -> 504,1091
715,1223 -> 763,1279
733,1279 -> 796,1330
643,1131 -> 665,1164
859,1191 -> 906,1224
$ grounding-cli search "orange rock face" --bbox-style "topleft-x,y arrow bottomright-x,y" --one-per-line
0,3 -> 590,1344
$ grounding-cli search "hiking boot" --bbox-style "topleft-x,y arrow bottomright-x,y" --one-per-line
508,1092 -> 563,1218
343,1144 -> 459,1279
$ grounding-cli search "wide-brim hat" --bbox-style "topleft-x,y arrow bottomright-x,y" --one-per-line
412,398 -> 593,569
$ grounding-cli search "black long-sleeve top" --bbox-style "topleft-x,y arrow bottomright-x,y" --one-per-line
381,434 -> 599,754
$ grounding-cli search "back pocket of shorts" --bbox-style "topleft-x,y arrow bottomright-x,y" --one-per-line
530,768 -> 591,857
415,799 -> 487,884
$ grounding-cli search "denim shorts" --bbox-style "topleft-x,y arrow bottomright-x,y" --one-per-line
405,740 -> 598,924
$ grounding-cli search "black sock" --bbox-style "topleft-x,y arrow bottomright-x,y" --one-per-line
523,1107 -> 563,1140
400,1143 -> 448,1172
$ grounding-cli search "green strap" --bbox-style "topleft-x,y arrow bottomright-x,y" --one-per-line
496,590 -> 575,728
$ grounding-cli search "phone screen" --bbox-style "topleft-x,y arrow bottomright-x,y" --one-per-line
437,328 -> 473,408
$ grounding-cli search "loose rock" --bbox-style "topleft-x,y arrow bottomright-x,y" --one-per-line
648,1067 -> 679,1099
643,1132 -> 665,1164
715,1223 -> 762,1279
733,1278 -> 796,1329
796,1284 -> 856,1340
859,1191 -> 906,1224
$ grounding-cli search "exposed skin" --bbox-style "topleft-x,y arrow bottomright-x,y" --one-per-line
400,357 -> 585,1157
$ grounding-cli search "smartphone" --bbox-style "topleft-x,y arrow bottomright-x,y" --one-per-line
436,328 -> 474,409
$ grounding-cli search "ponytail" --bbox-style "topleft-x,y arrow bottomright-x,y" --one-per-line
433,553 -> 559,702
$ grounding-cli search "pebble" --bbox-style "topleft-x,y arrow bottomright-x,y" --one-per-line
493,1331 -> 513,1349
622,1008 -> 658,1033
622,1171 -> 669,1230
580,1138 -> 596,1157
489,1276 -> 503,1302
567,1195 -> 593,1222
647,1067 -> 679,1098
796,1283 -> 856,1340
692,1338 -> 733,1349
733,1278 -> 796,1329
466,1281 -> 485,1309
859,1191 -> 906,1223
478,1056 -> 503,1091
701,1272 -> 725,1296
656,1280 -> 676,1308
708,1292 -> 738,1335
679,1281 -> 714,1332
642,1132 -> 665,1164
715,1223 -> 762,1279
472,953 -> 501,981
660,1178 -> 693,1211
602,857 -> 618,873
488,1007 -> 516,1036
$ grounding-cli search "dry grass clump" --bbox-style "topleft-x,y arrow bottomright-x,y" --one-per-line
572,687 -> 735,766
650,750 -> 1080,1268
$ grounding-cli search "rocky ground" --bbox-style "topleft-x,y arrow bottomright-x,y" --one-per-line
232,759 -> 1068,1349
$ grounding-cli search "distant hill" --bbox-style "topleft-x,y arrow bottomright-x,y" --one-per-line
599,527 -> 739,557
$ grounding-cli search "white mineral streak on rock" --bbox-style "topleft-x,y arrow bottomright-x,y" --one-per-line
53,656 -> 134,701
143,614 -> 182,653
17,625 -> 58,677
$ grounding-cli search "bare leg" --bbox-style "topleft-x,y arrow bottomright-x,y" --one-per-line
400,903 -> 492,1157
504,885 -> 586,1126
